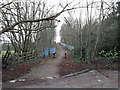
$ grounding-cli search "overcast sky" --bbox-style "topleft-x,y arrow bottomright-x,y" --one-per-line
45,0 -> 119,43
1,0 -> 119,43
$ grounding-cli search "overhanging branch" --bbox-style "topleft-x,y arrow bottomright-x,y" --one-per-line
0,3 -> 76,35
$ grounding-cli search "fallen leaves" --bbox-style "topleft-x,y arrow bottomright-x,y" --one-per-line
2,56 -> 54,82
58,53 -> 88,76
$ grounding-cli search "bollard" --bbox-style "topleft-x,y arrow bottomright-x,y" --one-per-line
53,52 -> 55,58
65,52 -> 67,58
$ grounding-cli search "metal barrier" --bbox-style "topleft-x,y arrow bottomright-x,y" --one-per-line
59,42 -> 74,56
45,47 -> 56,57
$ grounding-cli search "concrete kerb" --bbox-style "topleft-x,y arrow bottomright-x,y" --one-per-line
62,69 -> 90,78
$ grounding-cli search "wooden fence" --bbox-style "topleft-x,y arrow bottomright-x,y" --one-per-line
2,50 -> 44,68
2,46 -> 56,69
12,51 -> 43,66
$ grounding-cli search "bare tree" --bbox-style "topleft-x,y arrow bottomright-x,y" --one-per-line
0,1 -> 80,68
60,0 -> 118,69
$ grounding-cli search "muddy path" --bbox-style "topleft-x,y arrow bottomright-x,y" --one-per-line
2,44 -> 118,88
17,44 -> 69,79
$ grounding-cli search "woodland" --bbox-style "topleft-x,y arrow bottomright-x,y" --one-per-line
0,0 -> 119,82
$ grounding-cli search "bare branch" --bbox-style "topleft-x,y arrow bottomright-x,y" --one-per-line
0,2 -> 12,9
0,3 -> 74,35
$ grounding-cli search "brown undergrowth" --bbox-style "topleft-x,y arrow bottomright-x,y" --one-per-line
2,56 -> 54,82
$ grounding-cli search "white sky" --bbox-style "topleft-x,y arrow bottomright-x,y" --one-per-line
46,0 -> 119,43
46,0 -> 80,43
1,0 -> 119,43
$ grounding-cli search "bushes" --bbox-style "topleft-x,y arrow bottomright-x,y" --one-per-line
98,47 -> 120,59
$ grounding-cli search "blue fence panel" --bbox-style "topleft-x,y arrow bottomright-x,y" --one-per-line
53,48 -> 56,53
60,42 -> 74,56
44,47 -> 56,57
50,48 -> 53,55
45,49 -> 49,57
50,48 -> 56,55
60,42 -> 74,51
60,42 -> 65,46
